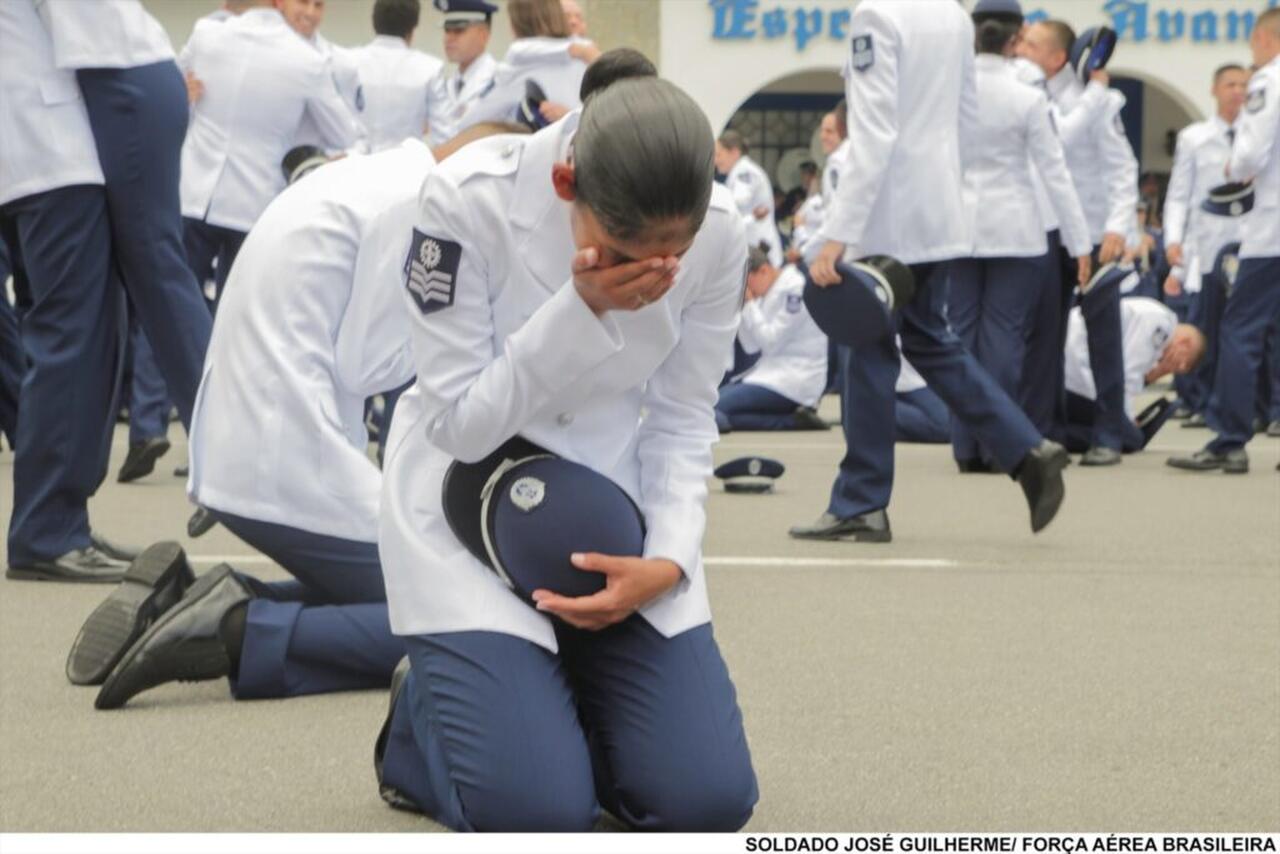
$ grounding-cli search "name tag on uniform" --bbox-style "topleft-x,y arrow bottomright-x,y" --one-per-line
1247,86 -> 1266,114
786,293 -> 803,314
852,35 -> 874,73
405,229 -> 461,316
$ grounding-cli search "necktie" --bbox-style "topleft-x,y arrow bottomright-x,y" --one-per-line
1227,128 -> 1236,146
456,77 -> 464,96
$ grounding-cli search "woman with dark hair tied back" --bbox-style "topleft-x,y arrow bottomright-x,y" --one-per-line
948,0 -> 1095,472
375,75 -> 758,831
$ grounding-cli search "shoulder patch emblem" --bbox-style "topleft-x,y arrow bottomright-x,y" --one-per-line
404,229 -> 461,316
852,34 -> 874,73
1247,86 -> 1266,115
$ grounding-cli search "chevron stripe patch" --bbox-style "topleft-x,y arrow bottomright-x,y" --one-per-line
404,229 -> 461,316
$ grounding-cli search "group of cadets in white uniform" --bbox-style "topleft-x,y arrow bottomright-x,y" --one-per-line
2,0 -> 1280,834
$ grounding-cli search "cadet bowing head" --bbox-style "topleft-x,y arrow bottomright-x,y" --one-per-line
745,245 -> 777,298
1163,325 -> 1207,376
555,77 -> 715,265
579,48 -> 657,101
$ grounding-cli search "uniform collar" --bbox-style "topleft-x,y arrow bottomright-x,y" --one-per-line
241,7 -> 284,26
457,52 -> 496,85
510,112 -> 581,294
1210,113 -> 1239,133
371,35 -> 408,49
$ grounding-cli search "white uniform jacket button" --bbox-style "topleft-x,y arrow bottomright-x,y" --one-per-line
556,412 -> 574,427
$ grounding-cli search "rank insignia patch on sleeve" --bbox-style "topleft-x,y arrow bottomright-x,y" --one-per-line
852,35 -> 874,72
405,229 -> 462,316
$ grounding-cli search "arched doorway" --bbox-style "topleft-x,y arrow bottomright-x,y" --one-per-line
1111,69 -> 1202,225
720,68 -> 844,194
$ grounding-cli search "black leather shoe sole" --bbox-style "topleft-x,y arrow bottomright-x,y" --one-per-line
66,542 -> 194,686
95,568 -> 235,710
117,438 -> 171,484
6,561 -> 125,584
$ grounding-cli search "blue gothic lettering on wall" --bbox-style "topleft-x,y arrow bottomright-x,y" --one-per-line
708,0 -> 1280,51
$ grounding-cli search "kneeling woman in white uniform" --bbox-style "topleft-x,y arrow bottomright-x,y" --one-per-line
85,128 -> 514,710
376,78 -> 758,831
716,246 -> 829,431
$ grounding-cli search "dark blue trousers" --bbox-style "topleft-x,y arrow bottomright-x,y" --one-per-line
0,186 -> 124,565
828,261 -> 1041,518
1076,271 -> 1129,451
183,218 -> 247,314
127,318 -> 171,444
1186,273 -> 1229,416
1019,231 -> 1071,436
380,619 -> 758,832
209,511 -> 405,700
0,241 -> 21,447
1206,257 -> 1280,453
896,387 -> 950,444
76,62 -> 212,431
1056,391 -> 1144,454
947,256 -> 1040,463
1262,318 -> 1280,423
1166,289 -> 1202,412
716,382 -> 802,431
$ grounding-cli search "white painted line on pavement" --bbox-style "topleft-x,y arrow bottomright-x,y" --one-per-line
188,554 -> 960,569
704,556 -> 958,568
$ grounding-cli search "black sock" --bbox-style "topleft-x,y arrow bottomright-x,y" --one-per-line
218,601 -> 249,675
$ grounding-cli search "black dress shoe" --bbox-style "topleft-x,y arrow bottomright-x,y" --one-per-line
1016,440 -> 1069,534
1167,448 -> 1249,474
1267,420 -> 1280,438
116,436 -> 171,483
6,547 -> 129,583
1080,446 -> 1122,467
66,542 -> 195,686
187,507 -> 217,538
788,509 -> 891,543
374,657 -> 421,813
90,530 -> 143,562
1170,403 -> 1192,420
1181,413 -> 1208,429
174,465 -> 189,478
792,406 -> 831,431
95,564 -> 251,710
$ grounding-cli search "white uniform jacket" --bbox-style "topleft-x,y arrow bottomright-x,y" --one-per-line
965,55 -> 1090,259
380,117 -> 746,651
189,141 -> 436,543
177,8 -> 365,232
1227,57 -> 1280,260
0,0 -> 104,207
727,155 -> 783,267
34,0 -> 172,69
798,139 -> 850,261
293,33 -> 366,153
349,35 -> 445,152
462,38 -> 586,129
1064,296 -> 1176,419
821,0 -> 976,264
896,352 -> 927,394
737,265 -> 828,408
1163,115 -> 1239,290
1045,66 -> 1139,246
427,52 -> 498,146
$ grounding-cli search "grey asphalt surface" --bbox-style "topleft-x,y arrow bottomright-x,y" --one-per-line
1,395 -> 1278,832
